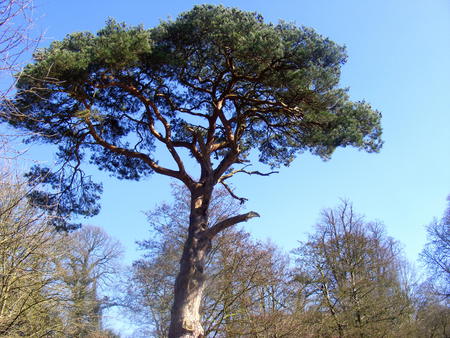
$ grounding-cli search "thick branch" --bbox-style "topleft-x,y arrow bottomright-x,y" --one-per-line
88,82 -> 195,186
203,211 -> 260,239
213,150 -> 239,183
84,117 -> 191,185
216,103 -> 234,145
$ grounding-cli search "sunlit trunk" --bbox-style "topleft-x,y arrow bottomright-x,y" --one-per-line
168,186 -> 212,338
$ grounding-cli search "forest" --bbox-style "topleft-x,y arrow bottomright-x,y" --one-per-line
0,1 -> 449,337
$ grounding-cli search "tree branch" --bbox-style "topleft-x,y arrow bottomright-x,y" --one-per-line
219,164 -> 279,182
220,180 -> 247,205
88,82 -> 195,186
83,117 -> 190,184
203,211 -> 260,239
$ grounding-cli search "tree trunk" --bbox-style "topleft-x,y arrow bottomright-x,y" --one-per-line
168,187 -> 212,338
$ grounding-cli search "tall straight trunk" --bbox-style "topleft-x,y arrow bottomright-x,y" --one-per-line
168,186 -> 212,338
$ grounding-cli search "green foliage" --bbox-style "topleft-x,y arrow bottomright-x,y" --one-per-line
4,5 -> 382,219
152,5 -> 382,162
25,165 -> 102,230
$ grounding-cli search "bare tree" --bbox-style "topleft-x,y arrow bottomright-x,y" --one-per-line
293,201 -> 413,338
410,281 -> 450,338
420,196 -> 450,299
57,225 -> 123,337
0,0 -> 40,160
0,0 -> 38,95
0,164 -> 65,336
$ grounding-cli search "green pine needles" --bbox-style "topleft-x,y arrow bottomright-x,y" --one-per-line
6,4 -> 382,221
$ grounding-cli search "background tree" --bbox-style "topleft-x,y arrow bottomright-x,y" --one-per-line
0,161 -> 122,337
293,201 -> 413,338
0,163 -> 65,336
57,225 -> 123,337
127,185 -> 300,337
205,237 -> 302,338
420,196 -> 450,299
4,5 -> 382,336
0,0 -> 39,96
0,0 -> 40,158
410,281 -> 450,338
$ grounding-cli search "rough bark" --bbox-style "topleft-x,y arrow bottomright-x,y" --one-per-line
168,187 -> 212,338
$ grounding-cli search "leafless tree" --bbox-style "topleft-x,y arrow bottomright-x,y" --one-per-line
0,0 -> 38,95
420,196 -> 450,299
0,163 -> 66,336
411,281 -> 450,337
0,0 -> 40,159
293,201 -> 413,338
57,225 -> 123,337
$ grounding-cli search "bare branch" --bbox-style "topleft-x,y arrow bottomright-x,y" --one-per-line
0,0 -> 41,96
219,180 -> 247,205
219,164 -> 279,183
204,211 -> 260,239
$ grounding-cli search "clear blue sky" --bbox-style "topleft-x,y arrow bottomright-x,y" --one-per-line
11,0 -> 449,332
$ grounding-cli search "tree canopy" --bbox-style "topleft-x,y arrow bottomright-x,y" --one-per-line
6,4 -> 382,218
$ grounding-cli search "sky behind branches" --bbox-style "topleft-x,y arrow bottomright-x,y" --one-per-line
14,0 -> 449,285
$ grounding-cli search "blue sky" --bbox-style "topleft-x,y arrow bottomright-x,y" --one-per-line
7,0 -> 448,334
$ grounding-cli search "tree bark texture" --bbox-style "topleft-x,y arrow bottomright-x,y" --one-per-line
168,187 -> 212,338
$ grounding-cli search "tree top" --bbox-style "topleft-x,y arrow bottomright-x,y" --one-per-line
5,5 -> 382,218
